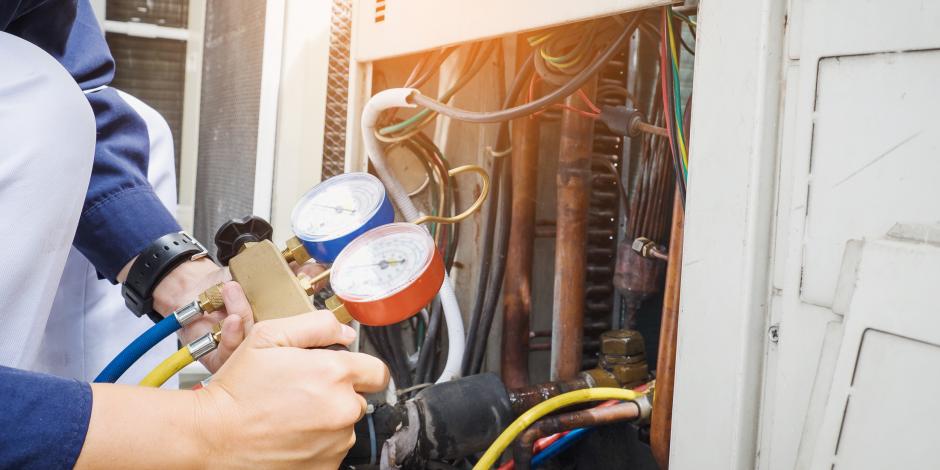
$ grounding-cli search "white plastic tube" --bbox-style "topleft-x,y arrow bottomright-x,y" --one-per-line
361,88 -> 465,383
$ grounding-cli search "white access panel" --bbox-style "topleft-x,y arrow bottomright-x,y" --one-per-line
754,1 -> 940,470
353,0 -> 675,61
806,228 -> 940,469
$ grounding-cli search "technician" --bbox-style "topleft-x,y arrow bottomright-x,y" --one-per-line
0,1 -> 387,468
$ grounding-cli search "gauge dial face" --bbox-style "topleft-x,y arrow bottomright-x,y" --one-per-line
291,173 -> 386,242
331,223 -> 436,302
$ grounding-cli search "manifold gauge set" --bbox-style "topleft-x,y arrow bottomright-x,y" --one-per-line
291,172 -> 444,325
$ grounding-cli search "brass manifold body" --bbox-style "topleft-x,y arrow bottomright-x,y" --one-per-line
202,237 -> 350,324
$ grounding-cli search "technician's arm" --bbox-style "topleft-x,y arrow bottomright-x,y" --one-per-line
76,282 -> 389,469
6,0 -> 183,282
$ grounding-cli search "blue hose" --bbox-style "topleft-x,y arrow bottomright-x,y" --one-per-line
531,427 -> 593,468
94,314 -> 182,383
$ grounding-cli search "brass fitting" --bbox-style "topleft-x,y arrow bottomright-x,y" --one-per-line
631,237 -> 669,261
325,295 -> 353,324
282,236 -> 312,265
581,368 -> 620,388
600,329 -> 646,357
198,283 -> 226,313
597,329 -> 650,389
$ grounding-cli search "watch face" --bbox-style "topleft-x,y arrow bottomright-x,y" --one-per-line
330,223 -> 436,302
291,173 -> 387,242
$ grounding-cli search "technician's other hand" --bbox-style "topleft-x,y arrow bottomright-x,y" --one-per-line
195,311 -> 389,469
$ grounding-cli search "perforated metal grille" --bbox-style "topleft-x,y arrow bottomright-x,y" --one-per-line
320,0 -> 353,179
193,0 -> 266,254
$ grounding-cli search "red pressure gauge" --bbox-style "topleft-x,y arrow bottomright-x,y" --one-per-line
329,223 -> 445,326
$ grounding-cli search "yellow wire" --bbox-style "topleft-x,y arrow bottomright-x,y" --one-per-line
527,31 -> 554,47
139,346 -> 195,388
666,9 -> 690,169
411,165 -> 490,226
473,387 -> 642,469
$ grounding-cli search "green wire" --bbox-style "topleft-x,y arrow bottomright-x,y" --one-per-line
380,108 -> 431,136
666,8 -> 688,180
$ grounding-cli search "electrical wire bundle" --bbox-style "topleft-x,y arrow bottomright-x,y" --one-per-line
365,40 -> 498,390
658,6 -> 693,201
362,13 -> 646,394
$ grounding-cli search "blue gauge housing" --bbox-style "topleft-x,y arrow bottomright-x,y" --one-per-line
291,173 -> 395,263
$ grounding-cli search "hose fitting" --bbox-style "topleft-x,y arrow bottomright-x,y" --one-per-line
186,327 -> 221,360
172,300 -> 203,327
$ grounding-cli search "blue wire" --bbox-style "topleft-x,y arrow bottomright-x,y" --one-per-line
94,314 -> 182,383
531,427 -> 593,468
367,413 -> 377,465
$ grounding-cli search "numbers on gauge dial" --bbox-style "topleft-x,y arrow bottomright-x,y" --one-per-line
332,229 -> 433,301
292,175 -> 384,241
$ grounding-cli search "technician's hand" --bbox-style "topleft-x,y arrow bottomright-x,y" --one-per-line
149,258 -> 328,372
150,258 -> 240,372
194,310 -> 389,469
77,292 -> 388,470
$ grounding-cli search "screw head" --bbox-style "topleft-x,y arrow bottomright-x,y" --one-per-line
768,324 -> 780,343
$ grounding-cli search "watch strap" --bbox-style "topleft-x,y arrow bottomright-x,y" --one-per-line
122,231 -> 209,322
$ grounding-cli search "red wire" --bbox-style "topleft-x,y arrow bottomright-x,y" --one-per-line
527,74 -> 600,120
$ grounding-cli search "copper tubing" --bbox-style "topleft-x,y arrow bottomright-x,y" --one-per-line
500,91 -> 542,389
513,401 -> 641,470
650,190 -> 685,469
634,120 -> 670,138
507,376 -> 595,416
550,79 -> 597,381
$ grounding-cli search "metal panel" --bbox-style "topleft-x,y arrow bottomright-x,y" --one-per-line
194,0 -> 266,254
806,231 -> 940,469
757,3 -> 940,469
106,32 -> 187,179
106,0 -> 189,28
669,0 -> 787,469
801,50 -> 940,307
353,0 -> 676,61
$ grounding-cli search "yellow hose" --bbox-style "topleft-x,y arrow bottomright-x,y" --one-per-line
139,346 -> 194,388
473,387 -> 642,470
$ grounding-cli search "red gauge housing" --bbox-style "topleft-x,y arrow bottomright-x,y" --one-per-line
330,223 -> 446,326
343,248 -> 444,326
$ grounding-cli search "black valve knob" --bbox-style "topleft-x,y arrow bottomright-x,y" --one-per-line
214,215 -> 274,266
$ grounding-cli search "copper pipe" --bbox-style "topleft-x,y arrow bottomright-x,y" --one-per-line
634,120 -> 670,138
500,90 -> 542,389
549,79 -> 597,381
650,189 -> 685,469
507,376 -> 595,417
513,401 -> 641,470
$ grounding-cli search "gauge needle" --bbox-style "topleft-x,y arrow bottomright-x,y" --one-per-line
346,258 -> 406,270
311,203 -> 356,214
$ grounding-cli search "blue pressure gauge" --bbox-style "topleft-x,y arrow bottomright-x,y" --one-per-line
290,172 -> 394,263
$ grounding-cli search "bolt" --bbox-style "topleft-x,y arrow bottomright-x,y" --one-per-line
600,329 -> 646,357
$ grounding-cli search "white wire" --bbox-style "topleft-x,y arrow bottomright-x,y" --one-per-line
361,88 -> 465,383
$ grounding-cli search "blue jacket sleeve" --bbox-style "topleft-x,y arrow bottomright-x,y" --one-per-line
0,366 -> 92,469
6,0 -> 181,281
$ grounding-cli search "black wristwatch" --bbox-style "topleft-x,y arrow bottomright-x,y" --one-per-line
121,231 -> 210,323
